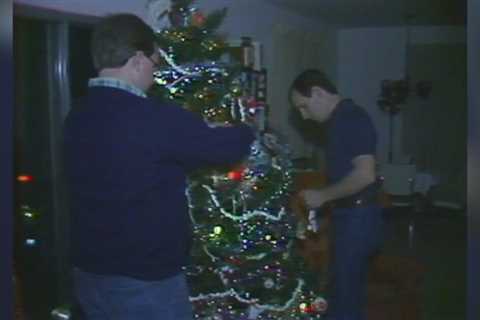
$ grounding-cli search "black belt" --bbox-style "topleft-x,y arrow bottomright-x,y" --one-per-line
331,193 -> 378,209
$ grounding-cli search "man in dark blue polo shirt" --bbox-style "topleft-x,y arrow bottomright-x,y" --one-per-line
64,14 -> 254,320
290,69 -> 383,320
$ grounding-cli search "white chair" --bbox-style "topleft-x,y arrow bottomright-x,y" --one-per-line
379,163 -> 417,207
379,163 -> 418,249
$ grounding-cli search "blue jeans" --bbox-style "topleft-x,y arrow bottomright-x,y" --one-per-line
327,205 -> 384,320
73,268 -> 193,320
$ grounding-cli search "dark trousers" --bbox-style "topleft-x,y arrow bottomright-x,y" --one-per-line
327,205 -> 384,320
73,268 -> 193,320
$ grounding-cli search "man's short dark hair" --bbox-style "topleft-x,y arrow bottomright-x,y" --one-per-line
290,69 -> 338,97
91,14 -> 156,70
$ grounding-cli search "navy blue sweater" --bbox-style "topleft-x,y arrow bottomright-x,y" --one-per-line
64,86 -> 254,280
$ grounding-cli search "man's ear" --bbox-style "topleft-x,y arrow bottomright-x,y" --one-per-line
128,51 -> 144,70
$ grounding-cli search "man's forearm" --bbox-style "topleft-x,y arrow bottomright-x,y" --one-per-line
321,168 -> 376,203
301,155 -> 376,209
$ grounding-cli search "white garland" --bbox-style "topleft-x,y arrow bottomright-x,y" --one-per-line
230,97 -> 237,120
156,48 -> 230,93
203,245 -> 219,262
202,184 -> 287,222
237,97 -> 248,122
189,278 -> 305,313
185,185 -> 198,225
246,253 -> 267,260
158,47 -> 199,77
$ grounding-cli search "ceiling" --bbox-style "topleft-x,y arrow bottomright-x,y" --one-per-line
265,0 -> 466,27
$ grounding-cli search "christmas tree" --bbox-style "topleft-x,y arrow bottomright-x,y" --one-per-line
147,0 -> 327,318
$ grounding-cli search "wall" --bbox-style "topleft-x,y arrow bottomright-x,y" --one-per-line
13,0 -> 328,67
337,26 -> 466,164
194,0 -> 329,72
13,0 -> 147,19
338,27 -> 406,164
12,0 -> 330,74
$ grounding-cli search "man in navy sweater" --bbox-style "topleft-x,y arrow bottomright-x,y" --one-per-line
64,14 -> 254,320
290,69 -> 383,320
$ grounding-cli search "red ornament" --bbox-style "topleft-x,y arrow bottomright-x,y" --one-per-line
227,256 -> 243,265
227,170 -> 243,181
192,11 -> 206,27
247,98 -> 262,108
304,306 -> 315,313
227,164 -> 246,181
17,175 -> 33,183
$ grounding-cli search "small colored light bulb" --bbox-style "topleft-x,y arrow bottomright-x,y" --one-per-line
17,175 -> 33,183
213,226 -> 223,235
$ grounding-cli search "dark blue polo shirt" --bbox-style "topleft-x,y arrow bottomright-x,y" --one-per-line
326,99 -> 377,197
